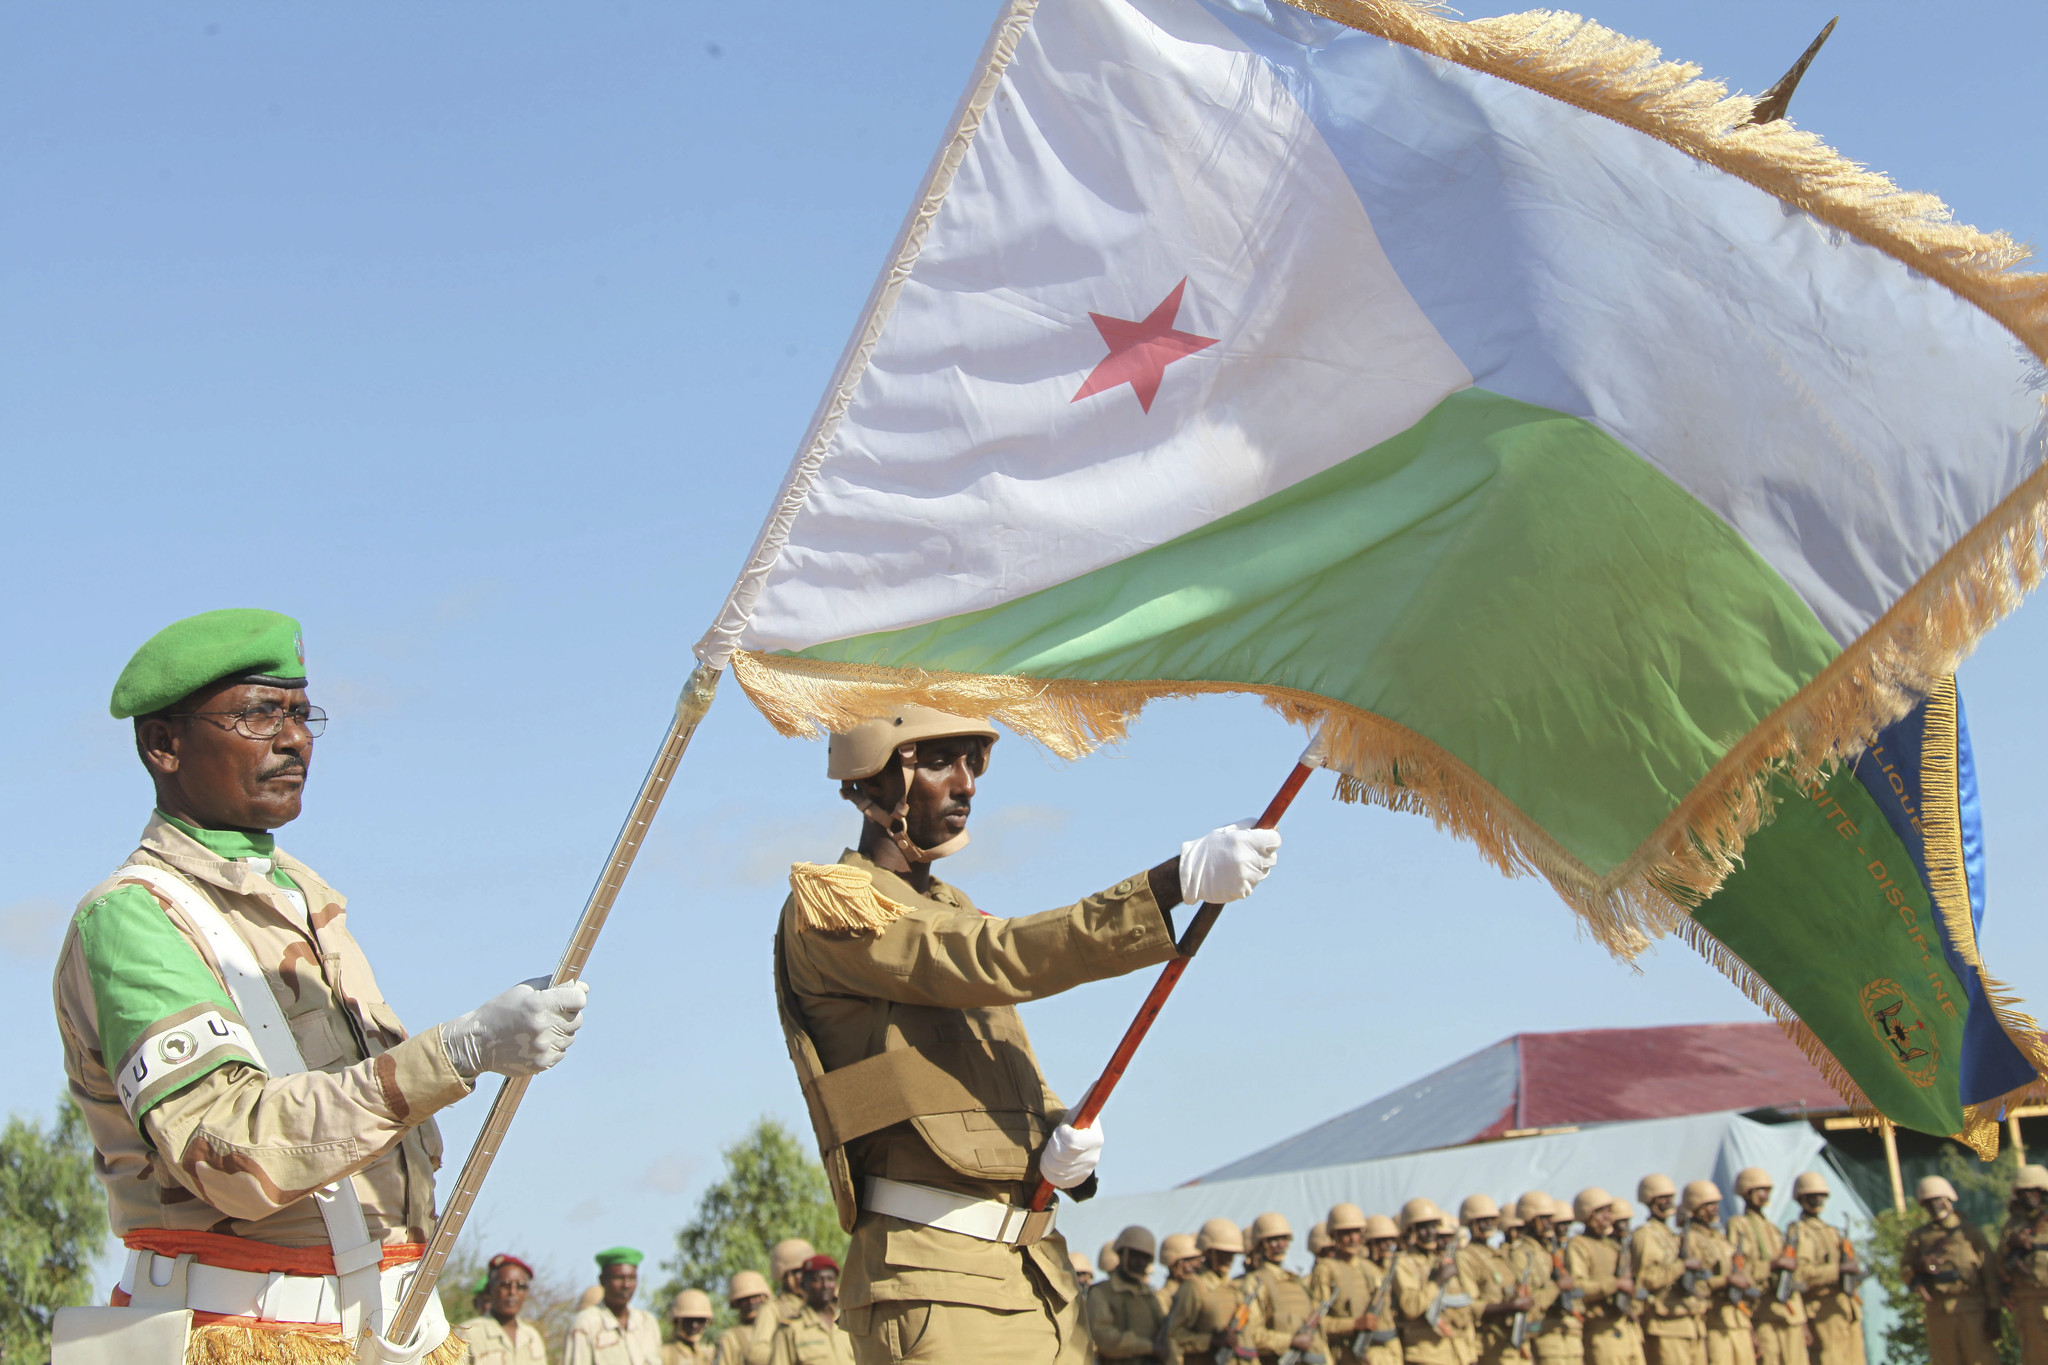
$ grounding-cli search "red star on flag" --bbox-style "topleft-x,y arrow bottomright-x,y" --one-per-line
1071,278 -> 1219,413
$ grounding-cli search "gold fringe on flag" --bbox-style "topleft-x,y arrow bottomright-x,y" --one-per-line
184,1325 -> 468,1365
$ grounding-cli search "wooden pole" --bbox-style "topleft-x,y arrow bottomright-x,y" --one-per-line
1026,736 -> 1324,1214
387,664 -> 722,1345
1882,1119 -> 1906,1214
2012,1114 -> 2028,1164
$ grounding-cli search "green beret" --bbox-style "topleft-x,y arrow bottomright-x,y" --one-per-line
594,1246 -> 644,1269
470,1272 -> 490,1294
110,609 -> 307,719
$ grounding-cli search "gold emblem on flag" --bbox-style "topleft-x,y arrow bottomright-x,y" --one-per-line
1861,978 -> 1939,1088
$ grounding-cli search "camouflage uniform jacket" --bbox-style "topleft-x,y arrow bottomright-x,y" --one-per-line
565,1305 -> 664,1365
52,812 -> 469,1246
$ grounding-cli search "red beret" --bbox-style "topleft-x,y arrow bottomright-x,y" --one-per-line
488,1254 -> 534,1279
802,1254 -> 840,1274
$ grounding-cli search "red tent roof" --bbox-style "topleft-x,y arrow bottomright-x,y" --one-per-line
1191,1023 -> 1843,1184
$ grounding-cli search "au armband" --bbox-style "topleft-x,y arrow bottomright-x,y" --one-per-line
115,1005 -> 264,1127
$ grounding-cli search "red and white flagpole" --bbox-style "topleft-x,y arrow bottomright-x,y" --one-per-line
1027,729 -> 1326,1214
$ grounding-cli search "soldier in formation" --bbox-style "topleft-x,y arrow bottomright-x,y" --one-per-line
667,1290 -> 717,1365
567,1248 -> 664,1365
772,1241 -> 816,1327
456,1254 -> 552,1364
54,610 -> 589,1364
1726,1168 -> 1805,1365
2001,1164 -> 2048,1365
1786,1172 -> 1862,1365
717,1271 -> 779,1365
768,1254 -> 855,1365
1086,1226 -> 1169,1360
1394,1198 -> 1475,1365
1165,1218 -> 1257,1363
1566,1187 -> 1640,1365
1905,1175 -> 1999,1365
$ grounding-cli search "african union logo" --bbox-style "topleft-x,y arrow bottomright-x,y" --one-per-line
1861,978 -> 1939,1089
156,1030 -> 197,1066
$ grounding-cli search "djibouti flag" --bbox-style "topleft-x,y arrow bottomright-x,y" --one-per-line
697,0 -> 2048,1092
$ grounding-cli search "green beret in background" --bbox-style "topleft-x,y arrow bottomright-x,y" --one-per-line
109,608 -> 307,719
594,1246 -> 644,1269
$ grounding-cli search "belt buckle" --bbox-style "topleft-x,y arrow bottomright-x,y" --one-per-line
995,1205 -> 1025,1244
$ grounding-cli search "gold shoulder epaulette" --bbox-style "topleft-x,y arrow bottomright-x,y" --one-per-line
789,862 -> 913,935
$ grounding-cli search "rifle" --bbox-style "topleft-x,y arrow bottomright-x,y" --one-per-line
1509,1254 -> 1535,1350
1837,1223 -> 1864,1296
1279,1291 -> 1340,1365
1727,1222 -> 1756,1315
1551,1238 -> 1584,1320
1352,1250 -> 1402,1357
1679,1222 -> 1706,1297
1615,1227 -> 1639,1317
1775,1216 -> 1802,1304
1426,1233 -> 1474,1331
1214,1277 -> 1260,1365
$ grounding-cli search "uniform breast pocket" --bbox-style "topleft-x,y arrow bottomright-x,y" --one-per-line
363,1000 -> 410,1048
285,1009 -> 350,1071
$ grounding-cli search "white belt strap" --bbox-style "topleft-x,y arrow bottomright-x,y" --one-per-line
864,1176 -> 1056,1245
117,863 -> 393,1355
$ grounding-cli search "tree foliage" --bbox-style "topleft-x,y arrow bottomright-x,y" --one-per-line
0,1094 -> 109,1363
655,1117 -> 846,1339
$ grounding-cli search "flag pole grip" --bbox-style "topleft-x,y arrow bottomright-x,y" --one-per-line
1027,747 -> 1319,1213
386,664 -> 722,1344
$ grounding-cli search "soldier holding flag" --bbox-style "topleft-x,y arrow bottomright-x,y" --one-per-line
52,610 -> 589,1364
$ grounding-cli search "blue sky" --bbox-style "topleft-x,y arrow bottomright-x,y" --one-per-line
4,0 -> 2044,1299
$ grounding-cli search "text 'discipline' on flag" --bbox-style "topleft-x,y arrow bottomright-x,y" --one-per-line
1692,678 -> 2045,1150
694,0 -> 2048,1122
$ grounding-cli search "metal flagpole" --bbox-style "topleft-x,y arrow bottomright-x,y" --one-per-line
387,663 -> 722,1344
1026,732 -> 1325,1214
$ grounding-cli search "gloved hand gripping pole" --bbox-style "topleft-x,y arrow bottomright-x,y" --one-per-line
1026,731 -> 1325,1214
386,665 -> 722,1347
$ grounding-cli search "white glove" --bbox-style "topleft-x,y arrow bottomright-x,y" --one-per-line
441,977 -> 590,1080
1179,821 -> 1282,905
1040,1118 -> 1104,1190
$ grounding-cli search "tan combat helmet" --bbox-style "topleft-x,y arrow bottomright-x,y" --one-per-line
1515,1191 -> 1556,1224
1682,1180 -> 1723,1215
1161,1233 -> 1200,1266
1362,1214 -> 1401,1241
2017,1165 -> 2048,1193
1115,1225 -> 1158,1258
771,1238 -> 816,1284
1308,1222 -> 1332,1256
1917,1175 -> 1959,1204
1461,1193 -> 1501,1224
1251,1212 -> 1294,1244
577,1286 -> 603,1310
1399,1197 -> 1448,1233
1328,1203 -> 1368,1233
1733,1167 -> 1773,1198
1572,1187 -> 1614,1224
1792,1172 -> 1830,1199
670,1289 -> 714,1321
1071,1251 -> 1096,1284
828,704 -> 999,861
1098,1241 -> 1119,1275
1607,1198 -> 1633,1226
1638,1173 -> 1677,1203
728,1270 -> 771,1303
1498,1198 -> 1525,1232
1198,1218 -> 1246,1254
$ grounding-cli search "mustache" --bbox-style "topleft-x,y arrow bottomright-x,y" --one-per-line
258,758 -> 307,780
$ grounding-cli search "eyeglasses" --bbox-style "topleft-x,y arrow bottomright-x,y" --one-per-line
174,702 -> 328,740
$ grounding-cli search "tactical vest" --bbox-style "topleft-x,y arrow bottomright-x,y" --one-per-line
772,904 -> 1056,1232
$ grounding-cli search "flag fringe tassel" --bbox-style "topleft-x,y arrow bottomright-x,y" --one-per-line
183,1326 -> 467,1365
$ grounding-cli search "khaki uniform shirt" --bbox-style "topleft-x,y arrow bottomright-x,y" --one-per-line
1684,1225 -> 1748,1334
565,1306 -> 664,1365
1249,1262 -> 1326,1362
53,814 -> 469,1246
1167,1266 -> 1263,1362
1507,1237 -> 1581,1352
1728,1210 -> 1804,1326
2001,1206 -> 2048,1298
714,1312 -> 779,1365
767,1305 -> 854,1365
1088,1270 -> 1169,1359
456,1315 -> 551,1364
778,850 -> 1177,1314
1903,1215 -> 1997,1315
1567,1234 -> 1633,1340
1398,1244 -> 1480,1365
1632,1220 -> 1703,1337
1462,1241 -> 1515,1352
664,1341 -> 716,1365
1309,1252 -> 1378,1363
1787,1216 -> 1858,1323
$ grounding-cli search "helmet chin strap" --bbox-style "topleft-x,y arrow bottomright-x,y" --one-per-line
841,742 -> 970,863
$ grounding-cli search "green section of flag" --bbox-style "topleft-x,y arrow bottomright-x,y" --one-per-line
793,388 -> 1840,876
1692,765 -> 1970,1136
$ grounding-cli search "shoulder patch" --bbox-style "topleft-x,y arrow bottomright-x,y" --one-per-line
789,862 -> 913,935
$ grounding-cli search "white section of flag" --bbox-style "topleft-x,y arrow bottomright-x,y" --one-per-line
702,0 -> 1470,661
